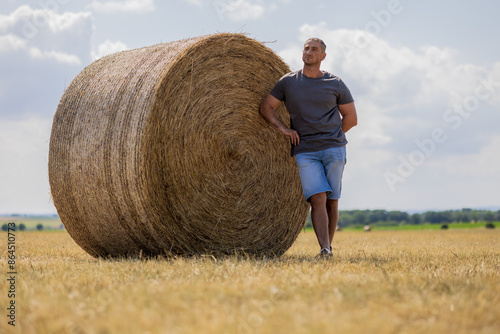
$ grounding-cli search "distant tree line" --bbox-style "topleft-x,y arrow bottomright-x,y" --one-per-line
338,208 -> 500,227
1,223 -> 42,231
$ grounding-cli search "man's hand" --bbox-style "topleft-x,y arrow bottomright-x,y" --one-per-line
280,127 -> 300,146
260,94 -> 300,146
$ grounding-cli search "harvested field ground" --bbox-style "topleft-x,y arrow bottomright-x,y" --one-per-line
1,229 -> 499,334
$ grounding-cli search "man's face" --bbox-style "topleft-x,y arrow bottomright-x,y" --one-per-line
302,40 -> 326,66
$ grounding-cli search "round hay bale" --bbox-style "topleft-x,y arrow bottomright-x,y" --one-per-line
49,33 -> 309,258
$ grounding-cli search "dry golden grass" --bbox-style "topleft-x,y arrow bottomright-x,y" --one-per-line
1,229 -> 499,334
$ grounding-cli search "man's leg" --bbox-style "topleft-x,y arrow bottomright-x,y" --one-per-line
322,146 -> 346,251
327,199 -> 339,249
309,192 -> 330,250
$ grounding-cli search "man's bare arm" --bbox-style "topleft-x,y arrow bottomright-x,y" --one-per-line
338,102 -> 358,133
259,94 -> 300,146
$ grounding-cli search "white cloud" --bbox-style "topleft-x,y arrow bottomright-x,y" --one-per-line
185,0 -> 203,6
212,0 -> 265,21
91,40 -> 128,60
0,5 -> 94,214
389,135 -> 500,210
29,47 -> 81,65
0,6 -> 94,123
0,5 -> 92,36
0,117 -> 54,214
87,0 -> 155,14
488,63 -> 500,105
0,5 -> 93,64
187,0 -> 273,21
434,135 -> 500,177
0,34 -> 27,52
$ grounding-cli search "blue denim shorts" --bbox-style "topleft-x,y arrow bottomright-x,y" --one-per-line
295,146 -> 347,202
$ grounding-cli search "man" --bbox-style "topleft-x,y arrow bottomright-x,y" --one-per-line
260,37 -> 357,258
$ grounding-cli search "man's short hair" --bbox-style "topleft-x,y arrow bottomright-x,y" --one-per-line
304,38 -> 326,52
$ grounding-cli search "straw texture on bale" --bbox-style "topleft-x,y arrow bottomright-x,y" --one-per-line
49,33 -> 309,258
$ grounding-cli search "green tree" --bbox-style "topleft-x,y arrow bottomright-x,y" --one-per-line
353,211 -> 367,225
410,213 -> 422,225
455,210 -> 470,223
424,211 -> 452,224
368,210 -> 388,223
338,212 -> 354,227
36,224 -> 44,231
484,211 -> 495,223
387,211 -> 409,223
470,210 -> 480,222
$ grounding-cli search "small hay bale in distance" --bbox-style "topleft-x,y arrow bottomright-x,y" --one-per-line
49,33 -> 309,258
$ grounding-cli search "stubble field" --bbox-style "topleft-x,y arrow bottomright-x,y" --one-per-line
1,228 -> 499,334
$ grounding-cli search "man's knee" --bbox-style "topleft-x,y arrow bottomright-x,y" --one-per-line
309,192 -> 327,207
326,199 -> 339,211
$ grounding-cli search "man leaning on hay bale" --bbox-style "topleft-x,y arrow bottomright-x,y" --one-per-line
260,37 -> 358,258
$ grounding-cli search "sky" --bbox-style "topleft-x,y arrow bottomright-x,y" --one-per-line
0,0 -> 499,214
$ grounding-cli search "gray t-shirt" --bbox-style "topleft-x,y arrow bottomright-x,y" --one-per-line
270,70 -> 354,155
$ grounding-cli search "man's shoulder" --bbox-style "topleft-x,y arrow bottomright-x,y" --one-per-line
322,71 -> 342,81
278,70 -> 301,81
278,70 -> 342,81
